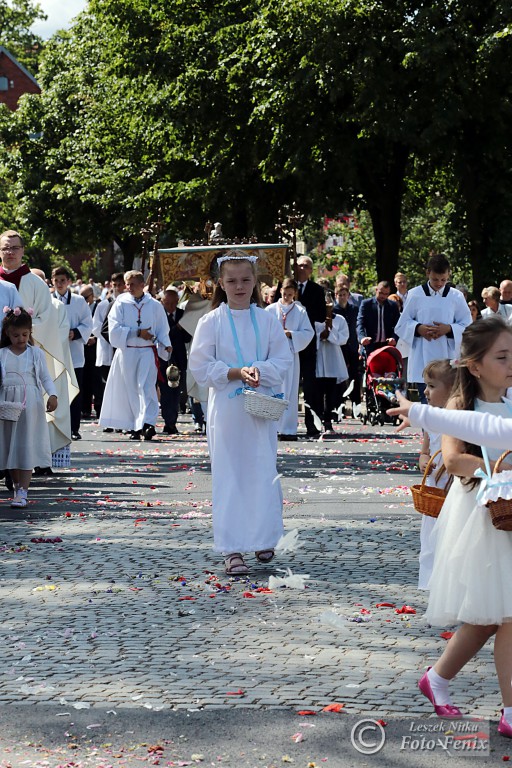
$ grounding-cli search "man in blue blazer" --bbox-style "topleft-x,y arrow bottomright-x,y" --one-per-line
357,281 -> 400,355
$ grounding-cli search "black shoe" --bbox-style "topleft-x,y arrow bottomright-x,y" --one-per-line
4,470 -> 14,492
103,427 -> 114,433
279,434 -> 298,441
129,430 -> 142,440
71,432 -> 82,440
143,424 -> 156,441
306,429 -> 321,438
166,425 -> 179,435
323,423 -> 334,433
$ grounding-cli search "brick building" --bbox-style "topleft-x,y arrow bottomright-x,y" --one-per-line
0,46 -> 40,111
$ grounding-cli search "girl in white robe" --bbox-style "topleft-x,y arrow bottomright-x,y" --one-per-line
266,278 -> 314,438
394,317 -> 512,737
188,253 -> 292,575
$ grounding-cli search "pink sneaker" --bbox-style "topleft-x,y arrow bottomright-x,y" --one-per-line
418,668 -> 464,718
498,710 -> 512,738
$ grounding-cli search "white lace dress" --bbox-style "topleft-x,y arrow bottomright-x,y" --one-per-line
0,346 -> 55,470
426,399 -> 512,625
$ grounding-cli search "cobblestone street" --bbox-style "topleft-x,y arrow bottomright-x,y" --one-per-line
0,417 -> 506,766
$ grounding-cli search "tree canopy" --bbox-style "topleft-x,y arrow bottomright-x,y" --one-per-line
1,0 -> 512,288
0,0 -> 45,72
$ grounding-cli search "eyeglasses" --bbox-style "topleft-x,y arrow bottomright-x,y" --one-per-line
0,246 -> 23,253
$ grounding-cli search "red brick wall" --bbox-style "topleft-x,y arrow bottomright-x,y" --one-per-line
0,52 -> 40,111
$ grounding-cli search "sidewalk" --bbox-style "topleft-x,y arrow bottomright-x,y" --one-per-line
0,416 -> 506,766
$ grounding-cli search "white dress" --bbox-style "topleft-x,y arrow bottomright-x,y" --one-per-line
418,431 -> 450,590
426,399 -> 512,625
266,300 -> 314,435
0,346 -> 56,470
188,302 -> 292,553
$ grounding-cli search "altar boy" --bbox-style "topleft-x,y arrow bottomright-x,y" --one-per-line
51,266 -> 93,440
394,254 -> 471,401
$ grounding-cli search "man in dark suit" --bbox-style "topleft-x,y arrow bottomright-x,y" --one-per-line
357,281 -> 400,355
296,256 -> 327,437
159,288 -> 192,434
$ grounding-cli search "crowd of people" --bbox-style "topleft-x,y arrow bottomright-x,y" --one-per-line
2,233 -> 512,736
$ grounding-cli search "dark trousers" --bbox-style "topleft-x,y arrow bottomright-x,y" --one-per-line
415,381 -> 427,404
318,377 -> 337,426
71,367 -> 83,434
338,349 -> 362,406
158,359 -> 186,428
299,351 -> 320,432
190,398 -> 205,426
82,343 -> 104,416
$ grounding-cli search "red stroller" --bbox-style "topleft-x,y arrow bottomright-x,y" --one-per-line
360,345 -> 406,426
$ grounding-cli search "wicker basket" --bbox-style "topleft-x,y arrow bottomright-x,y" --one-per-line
411,450 -> 449,518
243,388 -> 289,421
486,450 -> 512,531
0,372 -> 26,422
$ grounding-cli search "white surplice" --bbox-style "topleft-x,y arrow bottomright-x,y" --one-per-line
394,285 -> 471,383
92,297 -> 114,367
52,291 -> 93,368
314,314 -> 349,380
266,300 -> 314,435
188,302 -> 292,553
99,293 -> 171,430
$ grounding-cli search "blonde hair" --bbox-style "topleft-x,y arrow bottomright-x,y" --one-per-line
124,270 -> 144,283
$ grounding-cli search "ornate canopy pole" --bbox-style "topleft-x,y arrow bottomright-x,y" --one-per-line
275,202 -> 304,280
146,210 -> 163,296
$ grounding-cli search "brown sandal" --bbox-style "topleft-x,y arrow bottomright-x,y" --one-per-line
255,549 -> 275,563
224,552 -> 249,575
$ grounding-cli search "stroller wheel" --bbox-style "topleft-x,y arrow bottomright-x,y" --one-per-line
378,415 -> 385,426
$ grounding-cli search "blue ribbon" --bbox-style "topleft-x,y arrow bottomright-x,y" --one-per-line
229,386 -> 285,400
226,303 -> 261,367
475,467 -> 512,504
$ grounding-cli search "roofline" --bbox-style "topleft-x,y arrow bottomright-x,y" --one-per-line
0,45 -> 40,88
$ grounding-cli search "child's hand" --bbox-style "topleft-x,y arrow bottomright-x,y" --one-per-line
387,391 -> 413,419
241,366 -> 260,388
46,395 -> 58,413
394,415 -> 411,433
419,453 -> 431,472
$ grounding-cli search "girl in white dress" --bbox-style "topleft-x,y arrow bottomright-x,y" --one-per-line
416,359 -> 456,589
412,317 -> 512,738
0,308 -> 58,507
266,278 -> 314,439
188,252 -> 292,575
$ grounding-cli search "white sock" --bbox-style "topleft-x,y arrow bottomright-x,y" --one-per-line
427,667 -> 452,706
504,706 -> 512,725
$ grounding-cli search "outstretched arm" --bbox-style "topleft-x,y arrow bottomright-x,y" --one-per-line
388,392 -> 512,449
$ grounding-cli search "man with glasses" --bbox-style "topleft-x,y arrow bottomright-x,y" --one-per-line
0,239 -> 23,309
